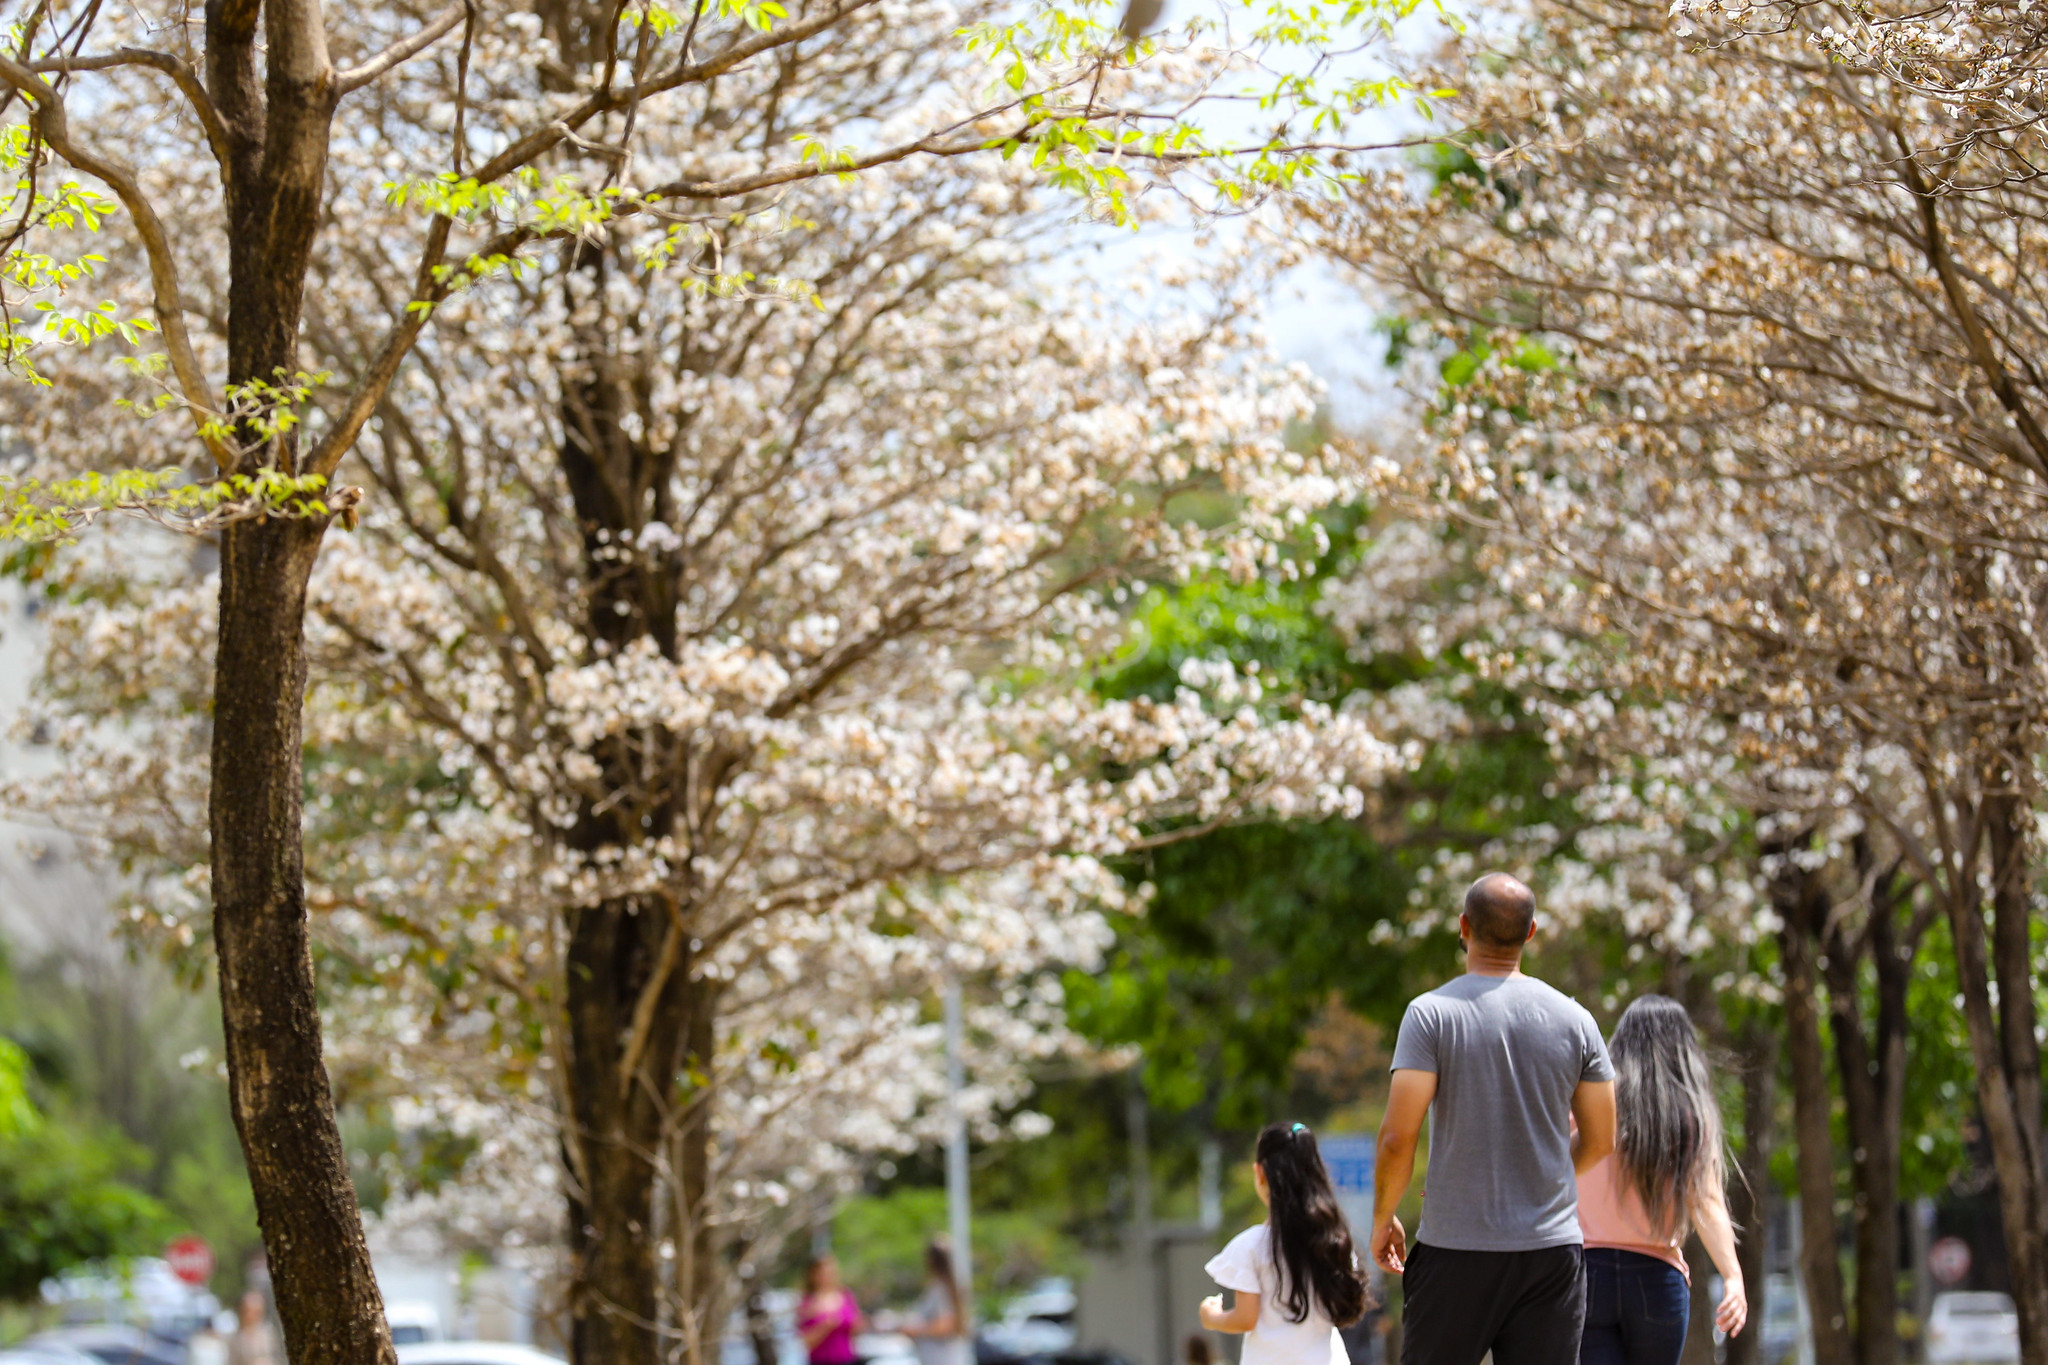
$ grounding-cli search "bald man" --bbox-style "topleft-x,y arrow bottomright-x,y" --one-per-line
1370,873 -> 1617,1365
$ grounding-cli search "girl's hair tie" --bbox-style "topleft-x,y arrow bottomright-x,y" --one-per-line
1291,1122 -> 1309,1135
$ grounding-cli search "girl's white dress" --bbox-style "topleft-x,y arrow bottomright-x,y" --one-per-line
1204,1224 -> 1350,1365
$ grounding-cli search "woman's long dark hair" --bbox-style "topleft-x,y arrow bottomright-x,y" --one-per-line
1256,1122 -> 1368,1327
1610,994 -> 1727,1241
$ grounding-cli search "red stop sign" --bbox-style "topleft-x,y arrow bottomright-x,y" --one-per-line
166,1235 -> 215,1287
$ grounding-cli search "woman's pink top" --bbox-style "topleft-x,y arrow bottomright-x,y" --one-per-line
799,1290 -> 861,1365
1576,1153 -> 1690,1280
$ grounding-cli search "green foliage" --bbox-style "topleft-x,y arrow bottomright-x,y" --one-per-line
191,370 -> 332,449
956,0 -> 1449,224
716,0 -> 789,33
0,1121 -> 172,1301
0,968 -> 174,1303
0,125 -> 153,385
0,466 -> 341,543
1078,507 -> 1568,1125
1065,820 -> 1407,1126
0,1038 -> 35,1138
0,942 -> 260,1298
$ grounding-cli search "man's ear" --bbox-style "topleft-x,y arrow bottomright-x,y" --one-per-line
1458,912 -> 1471,940
1525,918 -> 1538,943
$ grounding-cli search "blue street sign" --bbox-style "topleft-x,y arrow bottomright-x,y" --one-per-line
1319,1134 -> 1375,1192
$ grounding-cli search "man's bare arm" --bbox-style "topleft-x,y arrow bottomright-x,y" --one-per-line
1372,1068 -> 1437,1272
1569,1079 -> 1616,1174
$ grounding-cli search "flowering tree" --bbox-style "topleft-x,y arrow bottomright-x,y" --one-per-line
12,78 -> 1400,1365
0,0 -> 1440,1358
1671,0 -> 2048,188
1295,0 -> 2048,1357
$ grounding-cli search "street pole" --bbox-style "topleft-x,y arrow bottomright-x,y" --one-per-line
945,978 -> 974,1324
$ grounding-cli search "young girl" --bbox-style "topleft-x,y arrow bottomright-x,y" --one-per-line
1200,1123 -> 1369,1365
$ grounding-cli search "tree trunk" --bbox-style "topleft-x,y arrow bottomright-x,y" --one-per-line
1821,865 -> 1912,1365
671,990 -> 723,1365
565,899 -> 703,1365
1985,794 -> 2043,1182
1724,1021 -> 1776,1365
212,516 -> 394,1365
1768,843 -> 1853,1365
203,6 -> 395,1362
554,231 -> 712,1365
1947,797 -> 2048,1364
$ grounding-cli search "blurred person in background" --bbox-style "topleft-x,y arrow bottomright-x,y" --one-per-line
902,1239 -> 971,1365
799,1255 -> 865,1365
226,1291 -> 276,1365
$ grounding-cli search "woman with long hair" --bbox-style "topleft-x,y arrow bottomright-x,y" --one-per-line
903,1238 -> 971,1365
1199,1122 -> 1369,1365
1578,995 -> 1747,1365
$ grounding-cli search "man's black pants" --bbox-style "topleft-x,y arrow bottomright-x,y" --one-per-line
1399,1242 -> 1586,1365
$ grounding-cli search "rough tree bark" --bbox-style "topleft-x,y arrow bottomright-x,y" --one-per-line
214,518 -> 393,1365
202,4 -> 395,1364
1765,833 -> 1854,1365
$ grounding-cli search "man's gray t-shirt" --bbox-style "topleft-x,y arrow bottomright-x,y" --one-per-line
1389,972 -> 1614,1252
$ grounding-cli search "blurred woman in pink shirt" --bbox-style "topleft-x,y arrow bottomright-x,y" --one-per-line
799,1255 -> 865,1365
1576,995 -> 1747,1365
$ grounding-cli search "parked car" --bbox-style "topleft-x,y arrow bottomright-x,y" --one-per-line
976,1278 -> 1079,1365
853,1333 -> 918,1365
1925,1291 -> 2021,1365
395,1343 -> 566,1365
22,1328 -> 182,1365
975,1318 -> 1074,1365
387,1302 -> 447,1346
997,1282 -> 1075,1330
0,1346 -> 105,1365
39,1260 -> 217,1343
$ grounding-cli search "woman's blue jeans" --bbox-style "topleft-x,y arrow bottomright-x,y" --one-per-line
1579,1248 -> 1691,1365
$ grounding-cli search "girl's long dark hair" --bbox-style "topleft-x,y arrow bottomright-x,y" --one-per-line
1610,994 -> 1727,1242
1256,1122 -> 1368,1327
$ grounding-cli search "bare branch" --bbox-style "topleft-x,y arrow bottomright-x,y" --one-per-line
303,217 -> 541,479
337,4 -> 466,96
25,47 -> 233,165
1900,150 -> 2048,484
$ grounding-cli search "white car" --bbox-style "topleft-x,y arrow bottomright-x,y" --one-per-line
852,1333 -> 918,1365
395,1344 -> 566,1365
387,1302 -> 446,1347
1925,1292 -> 2020,1365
